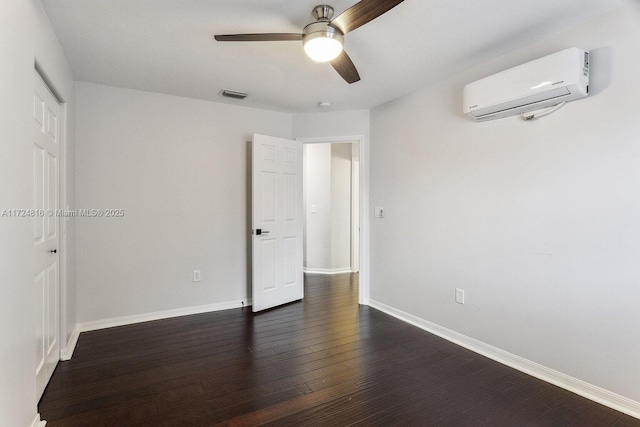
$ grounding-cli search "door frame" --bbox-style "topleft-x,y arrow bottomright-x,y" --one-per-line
34,65 -> 69,361
297,135 -> 369,305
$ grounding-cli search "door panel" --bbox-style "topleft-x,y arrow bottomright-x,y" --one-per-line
46,154 -> 58,238
283,237 -> 297,286
261,171 -> 277,222
34,70 -> 60,400
261,238 -> 277,291
252,134 -> 303,312
34,146 -> 45,241
283,173 -> 297,221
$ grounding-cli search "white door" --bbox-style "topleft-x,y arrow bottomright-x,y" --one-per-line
252,134 -> 304,312
33,70 -> 60,399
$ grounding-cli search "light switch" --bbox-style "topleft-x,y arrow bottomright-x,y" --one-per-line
374,206 -> 384,218
311,204 -> 317,214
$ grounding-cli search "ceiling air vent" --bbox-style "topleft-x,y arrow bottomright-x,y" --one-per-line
220,89 -> 248,100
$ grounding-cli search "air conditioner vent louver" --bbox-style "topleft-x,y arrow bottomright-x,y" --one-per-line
471,88 -> 571,120
220,89 -> 249,100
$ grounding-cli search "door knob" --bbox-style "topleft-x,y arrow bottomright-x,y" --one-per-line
49,249 -> 57,254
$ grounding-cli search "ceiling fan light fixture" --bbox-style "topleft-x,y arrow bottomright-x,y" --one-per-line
302,22 -> 343,62
304,36 -> 343,62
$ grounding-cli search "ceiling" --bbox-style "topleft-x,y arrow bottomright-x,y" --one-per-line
42,0 -> 632,113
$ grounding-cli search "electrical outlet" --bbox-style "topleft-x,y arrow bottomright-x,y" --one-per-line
455,288 -> 465,304
374,206 -> 384,218
193,270 -> 201,282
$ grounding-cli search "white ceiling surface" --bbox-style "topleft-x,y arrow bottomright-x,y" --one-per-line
43,0 -> 633,113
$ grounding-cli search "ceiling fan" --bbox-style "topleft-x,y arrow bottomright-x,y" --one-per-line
214,0 -> 405,84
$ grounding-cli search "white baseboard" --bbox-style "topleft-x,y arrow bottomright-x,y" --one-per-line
60,324 -> 80,361
303,267 -> 353,275
30,413 -> 46,427
77,299 -> 251,334
368,299 -> 640,420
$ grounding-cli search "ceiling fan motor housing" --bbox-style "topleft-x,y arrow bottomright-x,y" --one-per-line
312,5 -> 335,21
303,21 -> 343,42
305,4 -> 342,40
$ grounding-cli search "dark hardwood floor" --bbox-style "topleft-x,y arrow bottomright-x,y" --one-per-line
40,273 -> 639,426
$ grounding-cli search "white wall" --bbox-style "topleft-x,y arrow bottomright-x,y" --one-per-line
75,83 -> 291,323
370,3 -> 640,405
293,110 -> 370,141
0,1 -> 76,425
304,143 -> 332,269
303,143 -> 352,272
330,143 -> 352,271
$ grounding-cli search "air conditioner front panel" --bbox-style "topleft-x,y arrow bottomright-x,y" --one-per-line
463,48 -> 589,121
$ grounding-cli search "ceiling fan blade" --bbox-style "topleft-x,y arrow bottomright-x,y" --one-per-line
214,33 -> 303,42
331,50 -> 361,84
331,0 -> 404,34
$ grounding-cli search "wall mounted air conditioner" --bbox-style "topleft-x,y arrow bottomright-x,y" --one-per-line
463,47 -> 589,121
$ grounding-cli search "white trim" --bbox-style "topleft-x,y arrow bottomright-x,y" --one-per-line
30,413 -> 46,427
296,135 -> 369,305
58,100 -> 69,363
60,324 -> 80,361
303,267 -> 353,275
351,142 -> 360,273
78,300 -> 250,333
369,299 -> 640,420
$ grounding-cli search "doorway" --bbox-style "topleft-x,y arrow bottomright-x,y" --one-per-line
298,136 -> 367,304
303,142 -> 357,274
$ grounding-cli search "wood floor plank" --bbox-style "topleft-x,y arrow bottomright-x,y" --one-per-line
39,273 -> 639,426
